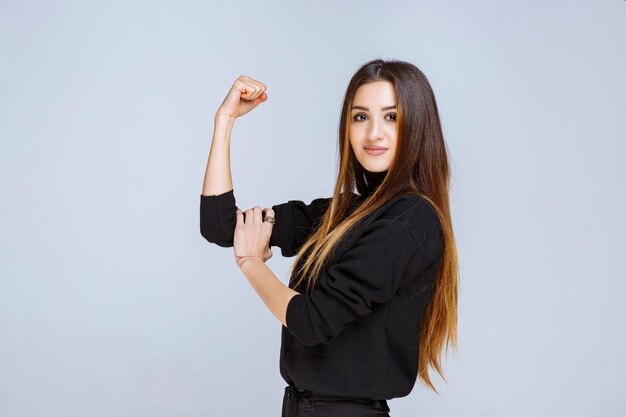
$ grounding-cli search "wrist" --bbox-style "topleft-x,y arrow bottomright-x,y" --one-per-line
214,112 -> 236,125
237,255 -> 264,269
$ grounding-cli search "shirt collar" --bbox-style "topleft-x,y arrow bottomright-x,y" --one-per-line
363,169 -> 387,196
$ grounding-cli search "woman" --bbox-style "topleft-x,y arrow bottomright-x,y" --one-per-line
200,59 -> 458,417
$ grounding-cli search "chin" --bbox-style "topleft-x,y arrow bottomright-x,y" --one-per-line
358,158 -> 391,173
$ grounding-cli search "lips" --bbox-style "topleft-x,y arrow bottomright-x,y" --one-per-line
364,147 -> 388,155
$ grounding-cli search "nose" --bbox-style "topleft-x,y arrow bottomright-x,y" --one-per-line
367,117 -> 384,141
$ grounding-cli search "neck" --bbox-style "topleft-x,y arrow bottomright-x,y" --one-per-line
363,169 -> 387,194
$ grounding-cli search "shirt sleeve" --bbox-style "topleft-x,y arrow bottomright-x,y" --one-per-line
284,217 -> 425,347
199,189 -> 238,247
269,196 -> 332,257
199,189 -> 331,257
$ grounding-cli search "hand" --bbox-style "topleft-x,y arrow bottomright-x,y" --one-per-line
215,75 -> 268,121
234,206 -> 275,267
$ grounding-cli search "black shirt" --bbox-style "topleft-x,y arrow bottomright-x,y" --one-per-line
199,174 -> 444,400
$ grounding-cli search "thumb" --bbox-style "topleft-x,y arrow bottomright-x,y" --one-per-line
250,92 -> 268,106
238,92 -> 267,115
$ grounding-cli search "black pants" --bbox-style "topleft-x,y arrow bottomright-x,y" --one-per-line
281,384 -> 391,417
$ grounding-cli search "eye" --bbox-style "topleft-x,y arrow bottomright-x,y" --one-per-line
351,113 -> 397,122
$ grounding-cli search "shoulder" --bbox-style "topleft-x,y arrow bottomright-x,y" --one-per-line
375,194 -> 443,268
378,194 -> 440,225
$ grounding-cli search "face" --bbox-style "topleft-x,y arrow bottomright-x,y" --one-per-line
349,80 -> 398,173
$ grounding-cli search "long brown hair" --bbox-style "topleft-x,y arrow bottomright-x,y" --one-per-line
288,58 -> 459,394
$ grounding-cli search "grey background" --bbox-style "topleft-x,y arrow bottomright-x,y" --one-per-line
1,1 -> 624,416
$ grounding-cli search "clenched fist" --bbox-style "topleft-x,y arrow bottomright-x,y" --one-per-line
216,75 -> 268,120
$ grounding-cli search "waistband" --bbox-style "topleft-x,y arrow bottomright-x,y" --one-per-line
285,384 -> 388,410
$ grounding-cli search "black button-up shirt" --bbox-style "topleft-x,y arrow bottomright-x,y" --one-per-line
199,179 -> 443,400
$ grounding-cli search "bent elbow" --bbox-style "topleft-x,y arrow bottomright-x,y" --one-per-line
199,221 -> 234,247
199,192 -> 236,248
285,294 -> 337,347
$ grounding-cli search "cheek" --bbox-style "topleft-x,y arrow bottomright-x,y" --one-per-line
349,131 -> 359,148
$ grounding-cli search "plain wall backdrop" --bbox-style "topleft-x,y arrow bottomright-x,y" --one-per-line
1,1 -> 625,416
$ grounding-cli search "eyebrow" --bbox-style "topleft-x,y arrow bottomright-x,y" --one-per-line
351,105 -> 396,111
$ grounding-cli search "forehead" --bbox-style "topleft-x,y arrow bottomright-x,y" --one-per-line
353,81 -> 396,107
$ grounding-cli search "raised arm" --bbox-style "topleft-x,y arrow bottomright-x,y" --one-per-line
199,75 -> 267,244
201,114 -> 235,197
199,75 -> 333,256
201,75 -> 267,197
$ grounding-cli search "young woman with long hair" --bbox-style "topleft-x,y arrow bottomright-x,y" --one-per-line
200,58 -> 458,417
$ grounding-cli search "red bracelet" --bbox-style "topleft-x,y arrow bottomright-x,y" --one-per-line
236,255 -> 264,264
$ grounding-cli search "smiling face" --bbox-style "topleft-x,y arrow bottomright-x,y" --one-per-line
349,80 -> 398,173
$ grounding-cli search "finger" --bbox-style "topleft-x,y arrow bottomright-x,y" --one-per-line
262,208 -> 275,227
244,78 -> 265,100
251,93 -> 267,106
251,83 -> 266,100
254,84 -> 267,100
242,86 -> 259,100
238,77 -> 266,102
253,206 -> 262,224
242,75 -> 267,90
238,80 -> 259,100
254,89 -> 268,102
241,75 -> 266,92
244,208 -> 254,223
235,209 -> 244,225
248,86 -> 262,101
